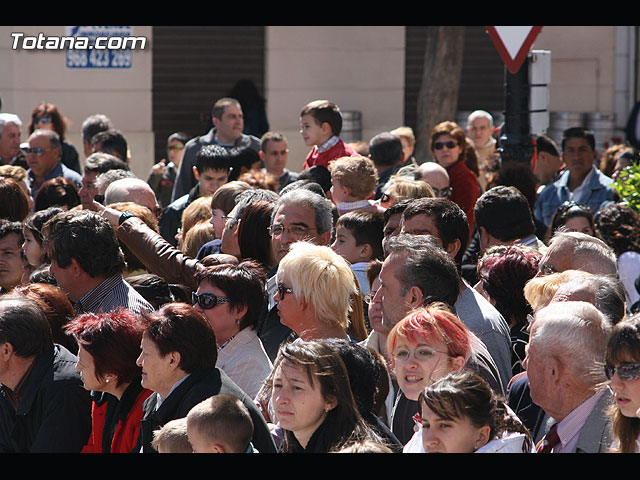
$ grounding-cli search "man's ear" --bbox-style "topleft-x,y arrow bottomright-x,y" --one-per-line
444,238 -> 461,261
406,285 -> 424,310
192,166 -> 200,181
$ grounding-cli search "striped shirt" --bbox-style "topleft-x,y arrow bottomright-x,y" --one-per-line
73,274 -> 153,315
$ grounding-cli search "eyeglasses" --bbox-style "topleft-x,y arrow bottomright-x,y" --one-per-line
267,224 -> 316,237
433,141 -> 458,150
391,346 -> 449,362
36,117 -> 52,124
431,186 -> 452,198
276,282 -> 294,298
192,292 -> 231,309
168,144 -> 184,151
604,363 -> 640,382
363,289 -> 377,304
22,146 -> 51,156
380,193 -> 393,205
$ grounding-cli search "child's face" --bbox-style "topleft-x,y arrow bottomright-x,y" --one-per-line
329,177 -> 349,205
331,225 -> 368,265
300,114 -> 329,147
194,167 -> 230,197
22,229 -> 45,268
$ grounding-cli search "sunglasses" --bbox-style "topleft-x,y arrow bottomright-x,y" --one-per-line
22,146 -> 51,156
192,292 -> 230,309
391,346 -> 448,362
276,282 -> 294,298
433,141 -> 457,150
36,117 -> 52,124
604,363 -> 640,382
431,186 -> 452,197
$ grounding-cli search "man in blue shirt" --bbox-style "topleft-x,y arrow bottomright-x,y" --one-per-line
25,129 -> 81,200
535,127 -> 615,226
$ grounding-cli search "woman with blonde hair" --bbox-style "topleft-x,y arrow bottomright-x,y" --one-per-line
273,241 -> 358,342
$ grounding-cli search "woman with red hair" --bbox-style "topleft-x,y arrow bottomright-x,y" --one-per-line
64,308 -> 152,453
386,303 -> 500,451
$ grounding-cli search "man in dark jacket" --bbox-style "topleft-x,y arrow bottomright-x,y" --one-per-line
0,295 -> 92,452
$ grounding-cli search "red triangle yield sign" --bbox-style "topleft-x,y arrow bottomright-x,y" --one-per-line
485,26 -> 543,74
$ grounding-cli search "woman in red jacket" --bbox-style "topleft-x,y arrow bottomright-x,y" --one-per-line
65,308 -> 152,453
430,121 -> 481,238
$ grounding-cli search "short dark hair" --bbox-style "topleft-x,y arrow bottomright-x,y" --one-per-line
212,97 -> 241,120
0,219 -> 24,244
536,134 -> 560,157
336,210 -> 385,260
300,100 -> 343,136
194,261 -> 267,331
384,198 -> 412,224
0,177 -> 30,222
236,200 -> 276,268
474,186 -> 535,242
260,131 -> 287,152
24,206 -> 64,245
195,145 -> 232,174
81,114 -> 112,144
368,132 -> 403,167
296,165 -> 332,193
42,210 -> 125,278
91,129 -> 128,161
562,126 -> 596,151
0,295 -> 53,357
139,303 -> 217,373
386,233 -> 460,308
227,147 -> 261,181
84,152 -> 130,174
402,198 -> 469,264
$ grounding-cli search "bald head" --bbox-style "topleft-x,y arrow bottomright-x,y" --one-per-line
414,161 -> 450,198
104,178 -> 160,218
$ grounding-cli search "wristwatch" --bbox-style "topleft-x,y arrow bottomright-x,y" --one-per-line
118,211 -> 137,225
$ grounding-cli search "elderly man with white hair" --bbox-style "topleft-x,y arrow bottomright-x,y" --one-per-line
525,301 -> 613,453
0,113 -> 25,167
466,110 -> 497,188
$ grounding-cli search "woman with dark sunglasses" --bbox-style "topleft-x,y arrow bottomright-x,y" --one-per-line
605,315 -> 640,452
429,121 -> 481,238
191,261 -> 273,400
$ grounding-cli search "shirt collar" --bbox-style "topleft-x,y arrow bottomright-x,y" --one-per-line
317,135 -> 340,153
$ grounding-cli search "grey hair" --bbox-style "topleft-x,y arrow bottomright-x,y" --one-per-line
0,113 -> 22,135
230,188 -> 280,223
552,230 -> 618,275
271,187 -> 334,237
466,110 -> 494,126
532,301 -> 612,388
95,169 -> 137,193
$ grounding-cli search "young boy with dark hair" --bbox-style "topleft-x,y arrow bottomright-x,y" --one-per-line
331,209 -> 385,296
159,144 -> 232,245
300,100 -> 357,170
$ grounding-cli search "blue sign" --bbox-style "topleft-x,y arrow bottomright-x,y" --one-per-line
65,26 -> 139,69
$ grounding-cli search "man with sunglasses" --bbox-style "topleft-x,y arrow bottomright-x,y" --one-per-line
25,129 -> 81,200
414,161 -> 451,199
524,301 -> 613,453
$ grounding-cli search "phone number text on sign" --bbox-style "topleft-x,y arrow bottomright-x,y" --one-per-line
65,26 -> 139,69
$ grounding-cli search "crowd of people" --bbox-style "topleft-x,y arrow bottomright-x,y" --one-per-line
1,95 -> 640,454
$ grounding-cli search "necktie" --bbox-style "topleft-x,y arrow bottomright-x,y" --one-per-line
537,423 -> 560,453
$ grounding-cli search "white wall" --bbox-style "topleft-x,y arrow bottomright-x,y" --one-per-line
265,26 -> 406,172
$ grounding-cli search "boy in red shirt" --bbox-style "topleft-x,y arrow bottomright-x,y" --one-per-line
300,100 -> 357,170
